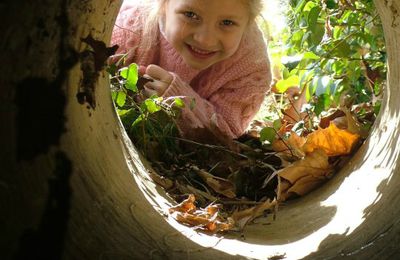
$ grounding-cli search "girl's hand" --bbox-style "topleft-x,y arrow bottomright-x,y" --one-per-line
142,64 -> 173,97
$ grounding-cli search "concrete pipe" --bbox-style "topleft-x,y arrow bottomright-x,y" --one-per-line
1,0 -> 399,259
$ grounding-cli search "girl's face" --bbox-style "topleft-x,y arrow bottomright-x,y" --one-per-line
163,0 -> 250,70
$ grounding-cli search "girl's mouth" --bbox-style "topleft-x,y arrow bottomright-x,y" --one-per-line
186,44 -> 217,59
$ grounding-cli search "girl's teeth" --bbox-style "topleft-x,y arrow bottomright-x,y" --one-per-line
191,46 -> 212,54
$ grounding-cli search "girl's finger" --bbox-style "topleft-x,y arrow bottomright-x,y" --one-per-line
144,80 -> 169,96
138,65 -> 147,76
146,64 -> 173,84
143,86 -> 157,98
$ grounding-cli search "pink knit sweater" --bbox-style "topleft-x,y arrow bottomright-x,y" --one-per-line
111,3 -> 271,143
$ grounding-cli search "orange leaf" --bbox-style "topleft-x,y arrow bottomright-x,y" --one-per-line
169,194 -> 196,214
302,123 -> 360,156
169,195 -> 234,232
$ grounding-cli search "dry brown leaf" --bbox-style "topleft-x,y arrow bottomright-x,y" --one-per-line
283,87 -> 308,124
231,199 -> 277,230
319,109 -> 345,128
278,149 -> 330,183
286,174 -> 326,196
148,170 -> 174,190
331,116 -> 348,129
272,131 -> 306,160
302,123 -> 360,156
277,149 -> 331,200
196,169 -> 236,198
343,107 -> 369,138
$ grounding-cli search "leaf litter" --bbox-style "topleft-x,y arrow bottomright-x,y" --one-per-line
136,88 -> 370,234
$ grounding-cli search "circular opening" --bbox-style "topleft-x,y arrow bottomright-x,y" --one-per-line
105,0 -> 395,259
3,0 -> 399,259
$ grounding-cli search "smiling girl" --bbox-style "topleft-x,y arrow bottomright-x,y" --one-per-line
111,0 -> 271,144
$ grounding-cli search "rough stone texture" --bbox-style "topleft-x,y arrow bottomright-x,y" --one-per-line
0,0 -> 399,259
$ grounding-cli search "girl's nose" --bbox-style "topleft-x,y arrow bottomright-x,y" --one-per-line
192,25 -> 217,49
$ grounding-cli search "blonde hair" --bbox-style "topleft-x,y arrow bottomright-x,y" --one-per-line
138,0 -> 264,51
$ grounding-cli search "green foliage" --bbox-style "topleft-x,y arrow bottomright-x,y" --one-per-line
272,0 -> 386,116
108,62 -> 183,158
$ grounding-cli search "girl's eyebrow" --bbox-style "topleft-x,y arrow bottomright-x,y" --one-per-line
177,3 -> 201,11
220,15 -> 245,21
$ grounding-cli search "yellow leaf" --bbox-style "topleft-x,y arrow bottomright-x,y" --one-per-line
302,123 -> 360,156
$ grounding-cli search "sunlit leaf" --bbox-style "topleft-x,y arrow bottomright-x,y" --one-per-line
144,99 -> 161,114
169,194 -> 196,214
302,123 -> 360,156
169,194 -> 234,232
275,75 -> 300,93
120,63 -> 138,92
116,91 -> 126,107
173,97 -> 185,108
302,51 -> 320,60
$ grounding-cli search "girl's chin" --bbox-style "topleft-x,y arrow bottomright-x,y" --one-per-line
182,53 -> 217,70
185,59 -> 213,70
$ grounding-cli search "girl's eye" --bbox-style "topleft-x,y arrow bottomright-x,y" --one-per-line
183,11 -> 199,20
221,20 -> 235,26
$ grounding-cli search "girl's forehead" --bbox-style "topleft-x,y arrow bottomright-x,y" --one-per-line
167,0 -> 249,18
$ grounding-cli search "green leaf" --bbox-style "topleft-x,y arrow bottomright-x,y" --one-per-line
131,114 -> 145,128
273,119 -> 282,131
173,97 -> 185,108
120,63 -> 139,92
275,75 -> 300,93
260,127 -> 276,143
325,0 -> 337,9
307,6 -> 321,32
309,23 -> 325,47
116,91 -> 126,107
302,51 -> 320,60
144,99 -> 161,114
314,93 -> 331,116
331,41 -> 352,57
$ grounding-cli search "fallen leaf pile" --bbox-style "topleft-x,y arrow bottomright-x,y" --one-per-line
144,88 -> 371,233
